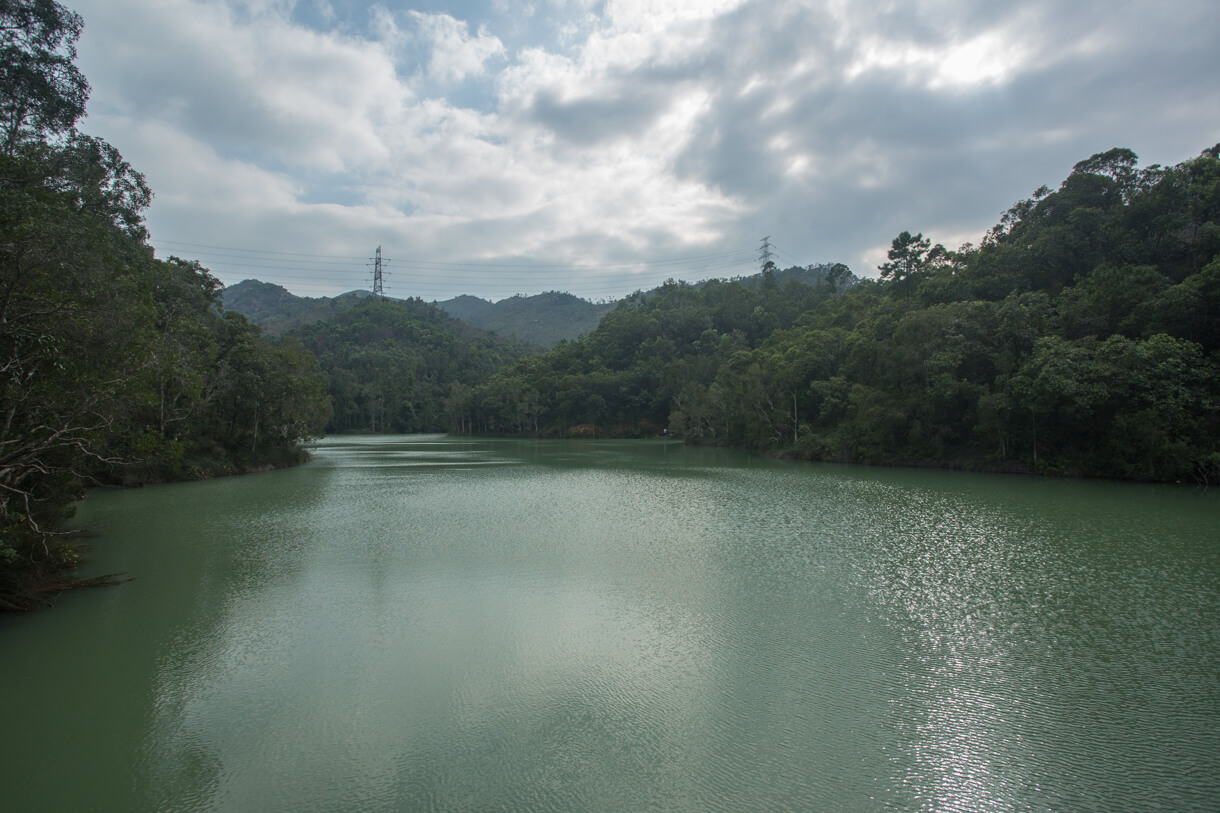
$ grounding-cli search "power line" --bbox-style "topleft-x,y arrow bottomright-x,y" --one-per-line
153,239 -> 755,271
154,238 -> 825,275
153,240 -> 368,260
151,238 -> 777,299
766,239 -> 807,267
177,256 -> 754,286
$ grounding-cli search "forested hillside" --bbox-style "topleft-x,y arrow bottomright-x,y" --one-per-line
455,268 -> 852,436
289,297 -> 535,433
0,1 -> 331,609
459,147 -> 1220,483
435,291 -> 614,348
224,281 -> 615,348
221,279 -> 373,335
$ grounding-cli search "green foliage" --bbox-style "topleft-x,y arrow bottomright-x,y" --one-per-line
1003,333 -> 1215,478
0,0 -> 88,153
0,1 -> 332,609
462,270 -> 843,437
461,146 -> 1220,483
0,172 -> 333,604
291,297 -> 532,434
736,146 -> 1220,479
878,231 -> 948,293
435,290 -> 614,347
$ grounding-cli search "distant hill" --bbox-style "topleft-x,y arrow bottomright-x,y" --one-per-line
223,282 -> 608,347
434,294 -> 493,321
224,265 -> 850,346
221,280 -> 373,335
434,291 -> 614,347
288,297 -> 536,434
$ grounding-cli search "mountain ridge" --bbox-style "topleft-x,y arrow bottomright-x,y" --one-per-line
221,263 -> 849,347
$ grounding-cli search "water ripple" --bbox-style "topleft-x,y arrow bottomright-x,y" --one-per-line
6,437 -> 1216,812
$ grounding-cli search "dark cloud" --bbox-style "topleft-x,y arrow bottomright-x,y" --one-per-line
657,0 -> 1220,270
529,88 -> 671,145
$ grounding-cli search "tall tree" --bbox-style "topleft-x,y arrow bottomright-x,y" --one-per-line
878,231 -> 946,292
1,1 -> 332,609
0,0 -> 88,153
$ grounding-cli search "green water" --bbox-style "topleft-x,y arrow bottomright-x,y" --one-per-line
2,435 -> 1218,811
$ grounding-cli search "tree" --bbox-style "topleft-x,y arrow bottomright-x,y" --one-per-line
0,191 -> 152,528
824,262 -> 852,292
0,2 -> 332,608
1071,147 -> 1139,201
0,0 -> 88,153
878,231 -> 946,292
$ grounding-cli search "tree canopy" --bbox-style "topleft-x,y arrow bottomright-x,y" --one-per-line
289,297 -> 534,434
0,0 -> 87,153
0,0 -> 331,610
453,146 -> 1220,484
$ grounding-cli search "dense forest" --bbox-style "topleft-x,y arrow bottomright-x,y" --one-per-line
289,297 -> 534,433
0,0 -> 331,609
433,291 -> 614,347
449,264 -> 853,436
460,147 -> 1220,483
222,266 -> 851,437
223,280 -> 615,349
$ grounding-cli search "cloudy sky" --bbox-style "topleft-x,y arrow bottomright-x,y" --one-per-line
70,0 -> 1219,301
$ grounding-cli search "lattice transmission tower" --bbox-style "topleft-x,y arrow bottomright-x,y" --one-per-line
370,245 -> 388,297
758,236 -> 776,273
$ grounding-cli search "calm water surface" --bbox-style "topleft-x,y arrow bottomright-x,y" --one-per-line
2,435 -> 1218,811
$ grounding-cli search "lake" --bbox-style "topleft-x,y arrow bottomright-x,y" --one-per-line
2,435 -> 1218,811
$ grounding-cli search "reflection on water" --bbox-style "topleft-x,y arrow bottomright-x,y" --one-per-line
1,435 -> 1217,811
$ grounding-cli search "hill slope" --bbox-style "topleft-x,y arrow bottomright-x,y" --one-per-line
225,283 -> 610,347
432,294 -> 493,321
221,280 -> 375,335
434,291 -> 614,346
459,145 -> 1220,482
226,268 -> 845,348
288,297 -> 536,434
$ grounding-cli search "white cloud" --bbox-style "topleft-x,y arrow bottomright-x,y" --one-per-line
406,11 -> 506,83
67,0 -> 1220,298
933,32 -> 1028,88
79,0 -> 409,173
